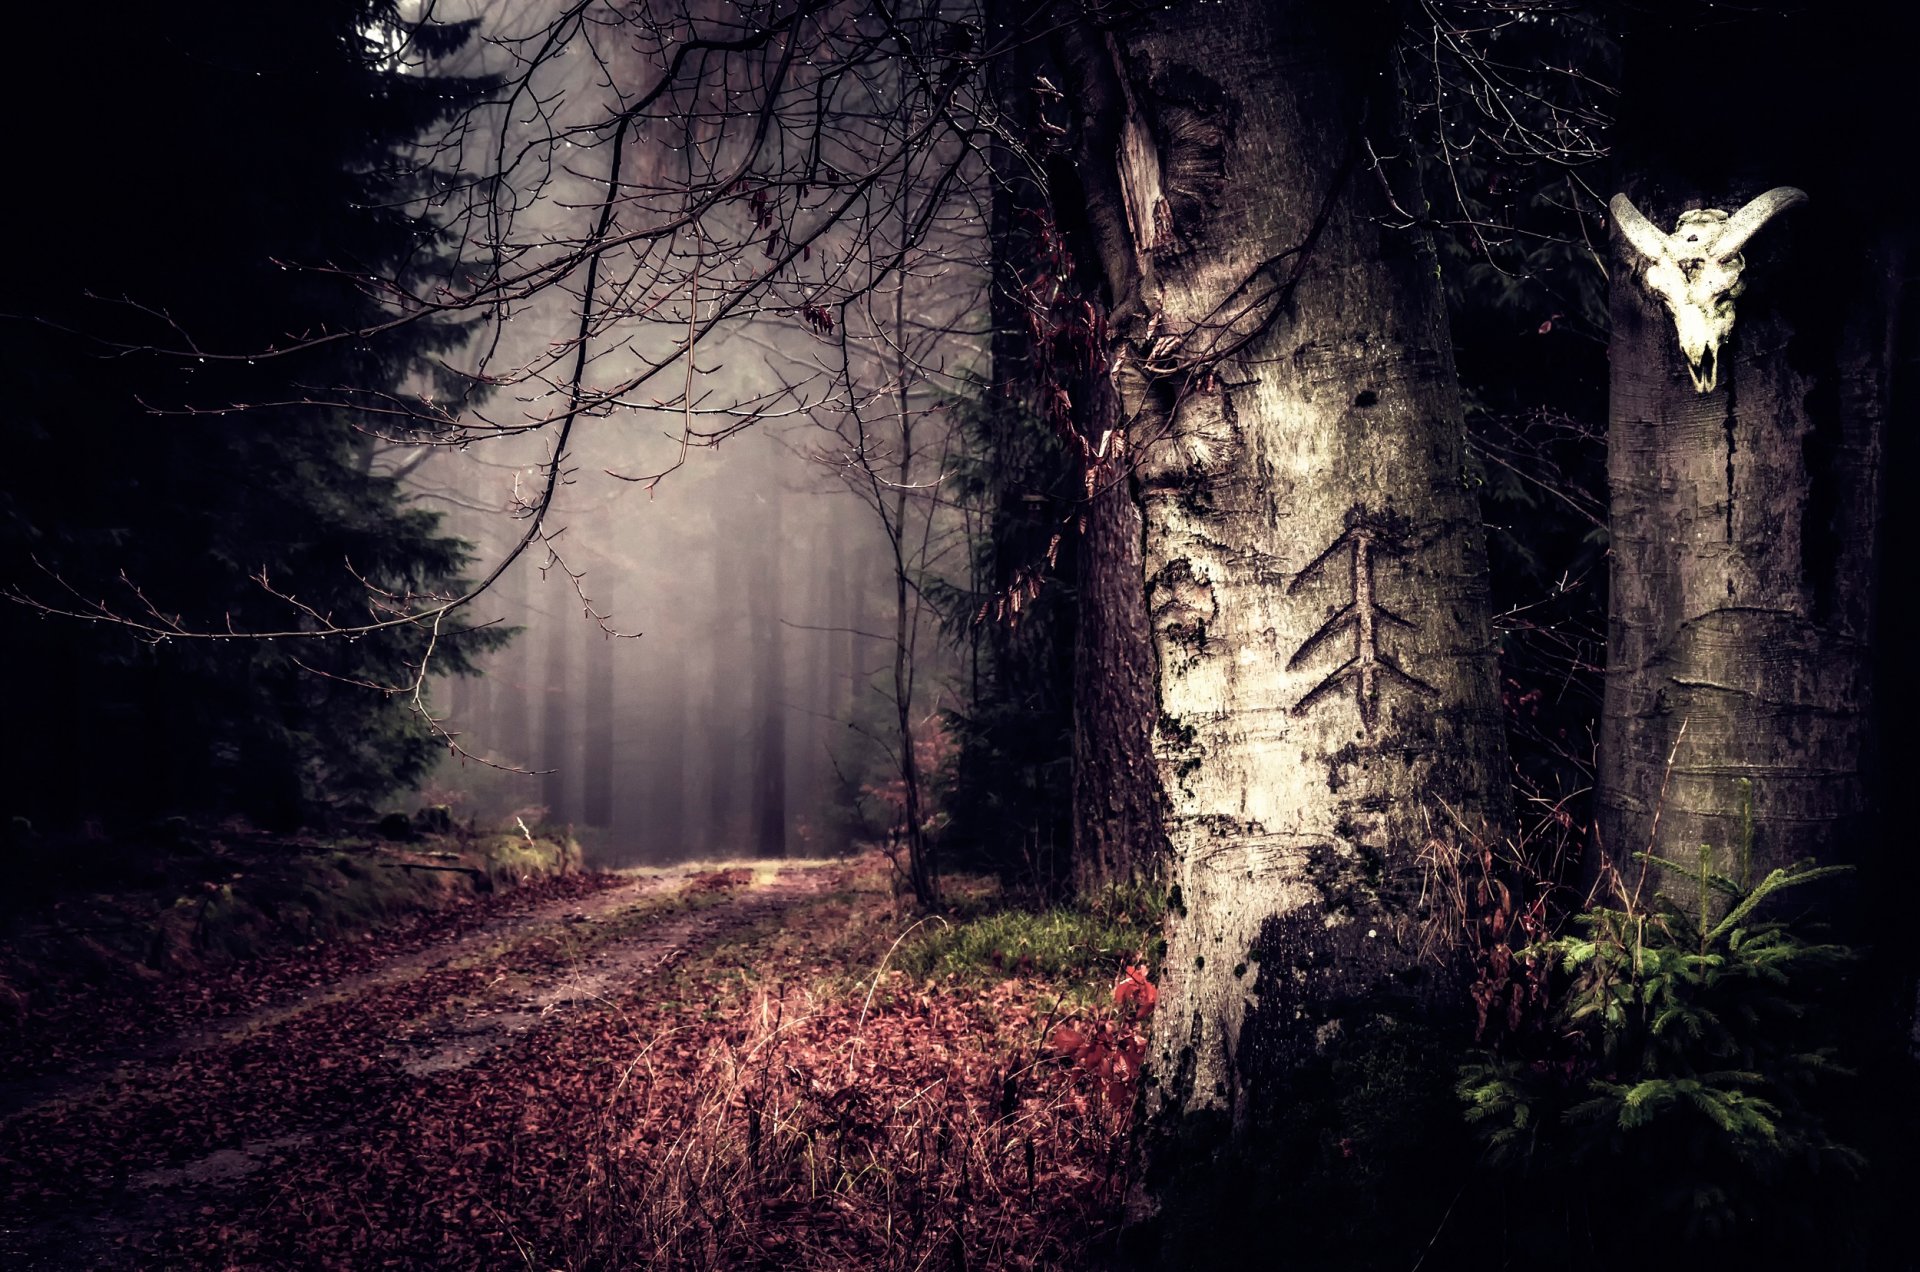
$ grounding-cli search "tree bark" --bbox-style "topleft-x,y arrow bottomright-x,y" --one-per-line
1597,17 -> 1891,910
1048,4 -> 1508,1256
1071,386 -> 1164,897
984,3 -> 1128,896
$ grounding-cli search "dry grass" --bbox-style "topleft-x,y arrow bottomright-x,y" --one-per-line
537,862 -> 1134,1270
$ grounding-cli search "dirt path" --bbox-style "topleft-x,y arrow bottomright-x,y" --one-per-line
0,860 -> 850,1269
0,869 -> 675,1123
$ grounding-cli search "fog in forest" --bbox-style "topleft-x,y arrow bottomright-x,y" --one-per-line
380,0 -> 988,868
380,0 -> 986,868
412,423 -> 894,867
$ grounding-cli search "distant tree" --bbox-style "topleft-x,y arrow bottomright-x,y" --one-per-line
1,1 -> 504,826
750,488 -> 790,858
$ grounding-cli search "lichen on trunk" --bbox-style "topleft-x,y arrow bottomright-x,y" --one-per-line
1046,1 -> 1509,1256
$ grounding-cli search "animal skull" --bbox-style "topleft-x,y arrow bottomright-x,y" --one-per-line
1610,187 -> 1807,393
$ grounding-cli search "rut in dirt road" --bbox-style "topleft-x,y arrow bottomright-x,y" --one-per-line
0,860 -> 853,1270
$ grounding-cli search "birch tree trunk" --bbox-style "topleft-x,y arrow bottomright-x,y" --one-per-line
1045,2 -> 1507,1255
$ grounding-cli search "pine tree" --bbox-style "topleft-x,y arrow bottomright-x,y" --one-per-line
2,3 -> 504,827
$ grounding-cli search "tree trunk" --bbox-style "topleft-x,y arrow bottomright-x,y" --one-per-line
492,555 -> 534,772
705,497 -> 744,855
1593,12 -> 1912,1260
461,633 -> 492,742
649,642 -> 688,862
539,600 -> 573,824
1071,382 -> 1164,897
1597,17 -> 1891,911
978,6 -> 1087,894
751,492 -> 788,859
1048,4 -> 1509,1258
582,593 -> 615,830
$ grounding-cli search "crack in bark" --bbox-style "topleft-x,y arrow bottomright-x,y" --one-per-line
1724,372 -> 1738,545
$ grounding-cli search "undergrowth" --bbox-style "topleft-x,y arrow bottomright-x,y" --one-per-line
1458,799 -> 1862,1265
532,860 -> 1138,1270
896,879 -> 1166,993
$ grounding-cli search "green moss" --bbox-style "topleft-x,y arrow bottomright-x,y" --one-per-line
898,890 -> 1162,993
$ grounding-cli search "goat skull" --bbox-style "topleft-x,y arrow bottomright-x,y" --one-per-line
1610,187 -> 1807,393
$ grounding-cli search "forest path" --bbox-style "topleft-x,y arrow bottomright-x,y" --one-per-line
0,866 -> 683,1123
0,858 -> 855,1269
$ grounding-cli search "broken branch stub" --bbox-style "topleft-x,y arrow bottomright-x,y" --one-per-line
1609,186 -> 1808,393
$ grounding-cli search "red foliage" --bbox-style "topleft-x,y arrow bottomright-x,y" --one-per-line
1462,840 -> 1553,1044
0,862 -> 1130,1269
1046,964 -> 1157,1110
861,717 -> 957,849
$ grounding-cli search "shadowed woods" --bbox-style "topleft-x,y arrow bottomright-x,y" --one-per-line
1,0 -> 1912,1268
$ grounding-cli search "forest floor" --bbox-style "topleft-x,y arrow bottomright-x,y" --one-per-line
0,856 -> 1133,1270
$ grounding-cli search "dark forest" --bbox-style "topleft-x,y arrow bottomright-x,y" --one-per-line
1,1 -> 1912,1268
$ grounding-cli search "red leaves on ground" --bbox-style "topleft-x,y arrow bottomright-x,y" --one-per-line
0,868 -> 621,1090
0,862 -> 1130,1270
687,867 -> 755,892
1044,964 -> 1157,1110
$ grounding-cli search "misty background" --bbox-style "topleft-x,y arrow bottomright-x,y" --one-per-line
342,0 -> 993,868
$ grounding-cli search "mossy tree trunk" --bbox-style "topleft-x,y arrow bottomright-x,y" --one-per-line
1044,2 -> 1509,1259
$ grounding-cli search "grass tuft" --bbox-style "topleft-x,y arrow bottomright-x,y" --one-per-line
898,880 -> 1166,991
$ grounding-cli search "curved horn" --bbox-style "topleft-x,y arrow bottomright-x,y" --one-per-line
1609,193 -> 1672,263
1714,186 -> 1808,259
